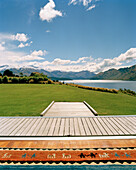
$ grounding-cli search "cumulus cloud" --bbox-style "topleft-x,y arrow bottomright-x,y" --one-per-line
11,33 -> 29,42
39,0 -> 62,22
18,41 -> 33,48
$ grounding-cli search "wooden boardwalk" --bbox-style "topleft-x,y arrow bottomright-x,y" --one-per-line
0,116 -> 136,137
43,102 -> 95,117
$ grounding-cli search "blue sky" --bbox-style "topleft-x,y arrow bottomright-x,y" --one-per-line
0,0 -> 136,73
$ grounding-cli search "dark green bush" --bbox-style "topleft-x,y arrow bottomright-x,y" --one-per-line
19,77 -> 28,83
2,76 -> 8,83
11,77 -> 19,83
0,77 -> 2,83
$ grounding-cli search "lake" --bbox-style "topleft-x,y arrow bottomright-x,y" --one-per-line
63,80 -> 136,92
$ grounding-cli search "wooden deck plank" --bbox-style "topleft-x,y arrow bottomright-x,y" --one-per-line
0,118 -> 17,134
0,118 -> 19,136
89,118 -> 102,135
1,139 -> 136,149
103,118 -> 120,135
78,118 -> 86,136
73,118 -> 80,136
85,118 -> 96,135
48,118 -> 57,136
0,119 -> 14,133
37,118 -> 49,136
64,118 -> 69,136
115,117 -> 136,134
69,118 -> 74,136
93,117 -> 108,135
109,117 -> 129,135
32,118 -> 45,136
53,118 -> 61,136
27,118 -> 43,136
20,118 -> 37,136
42,118 -> 53,136
2,118 -> 25,136
81,118 -> 91,135
124,117 -> 136,128
58,118 -> 65,136
0,118 -> 8,125
15,119 -> 33,136
10,118 -> 29,136
97,117 -> 114,135
125,117 -> 136,126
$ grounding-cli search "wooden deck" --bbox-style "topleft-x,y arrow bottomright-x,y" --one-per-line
42,102 -> 95,117
0,116 -> 136,137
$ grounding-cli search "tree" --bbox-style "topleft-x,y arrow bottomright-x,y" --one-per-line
19,72 -> 23,77
3,69 -> 15,77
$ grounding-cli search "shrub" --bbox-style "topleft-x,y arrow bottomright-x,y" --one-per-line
2,76 -> 8,83
0,78 -> 2,83
47,79 -> 53,84
11,77 -> 19,83
19,77 -> 28,83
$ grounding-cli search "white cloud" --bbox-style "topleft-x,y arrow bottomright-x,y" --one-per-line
39,0 -> 63,22
0,33 -> 29,43
18,41 -> 33,48
0,42 -> 5,51
46,30 -> 51,33
69,0 -> 92,6
87,4 -> 96,11
11,33 -> 29,42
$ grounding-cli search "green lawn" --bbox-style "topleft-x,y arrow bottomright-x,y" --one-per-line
0,84 -> 136,116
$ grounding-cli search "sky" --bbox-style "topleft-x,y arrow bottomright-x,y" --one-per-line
0,0 -> 136,73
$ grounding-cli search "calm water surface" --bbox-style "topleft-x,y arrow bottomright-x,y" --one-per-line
63,80 -> 136,92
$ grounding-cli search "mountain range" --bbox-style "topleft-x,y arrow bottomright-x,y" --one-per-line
92,65 -> 136,80
0,64 -> 136,80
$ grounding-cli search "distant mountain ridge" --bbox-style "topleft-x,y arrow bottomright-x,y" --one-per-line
0,66 -> 95,80
0,64 -> 136,80
92,65 -> 136,80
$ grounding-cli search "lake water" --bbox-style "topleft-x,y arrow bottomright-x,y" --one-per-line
63,80 -> 136,92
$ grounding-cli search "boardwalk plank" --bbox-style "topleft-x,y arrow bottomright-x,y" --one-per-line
78,118 -> 86,136
97,117 -> 113,135
64,118 -> 69,136
69,118 -> 74,136
53,118 -> 61,136
103,118 -> 120,135
0,118 -> 17,134
15,119 -> 33,136
48,118 -> 57,136
115,117 -> 136,134
93,117 -> 108,135
124,117 -> 136,128
59,118 -> 65,136
2,118 -> 25,136
109,117 -> 128,135
73,118 -> 80,136
42,118 -> 53,136
81,118 -> 91,135
28,118 -> 42,136
10,119 -> 29,136
37,118 -> 49,136
85,118 -> 96,135
89,118 -> 102,135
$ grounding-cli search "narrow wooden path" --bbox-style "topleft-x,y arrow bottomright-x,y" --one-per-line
0,116 -> 136,137
42,102 -> 95,117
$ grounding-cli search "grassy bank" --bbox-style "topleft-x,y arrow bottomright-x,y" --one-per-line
0,84 -> 136,116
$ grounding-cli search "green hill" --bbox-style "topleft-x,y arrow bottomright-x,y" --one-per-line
92,65 -> 136,80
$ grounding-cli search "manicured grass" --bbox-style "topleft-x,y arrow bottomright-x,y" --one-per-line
0,84 -> 136,116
